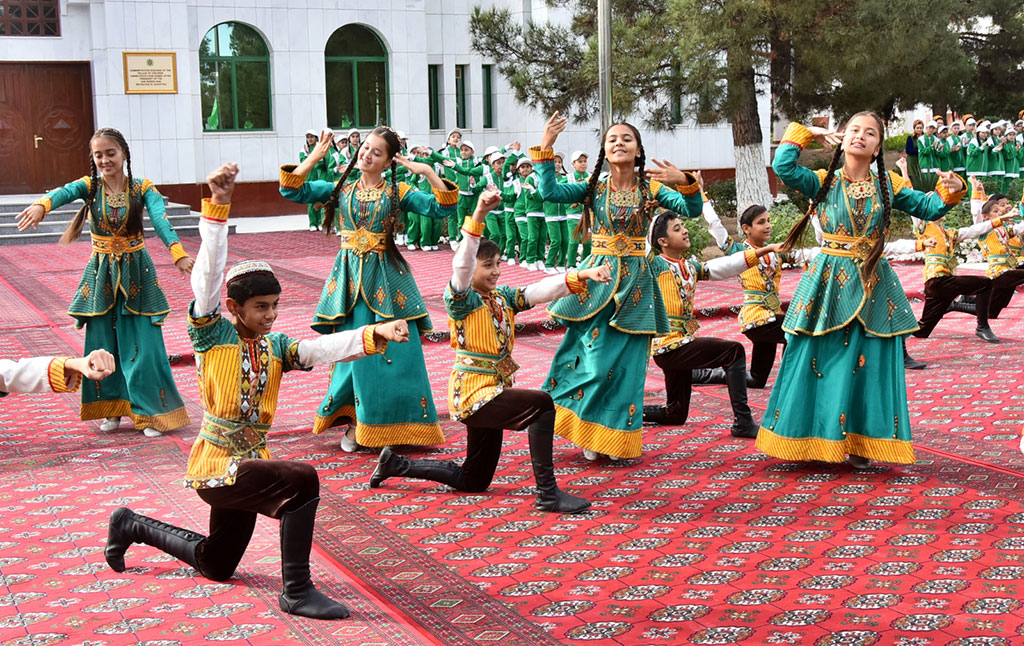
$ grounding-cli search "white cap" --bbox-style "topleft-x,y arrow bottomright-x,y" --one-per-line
304,129 -> 318,137
346,128 -> 359,138
460,139 -> 475,151
396,130 -> 407,140
977,122 -> 991,133
926,120 -> 937,129
965,117 -> 977,125
1016,119 -> 1024,126
570,150 -> 587,163
488,150 -> 507,163
516,157 -> 533,169
554,151 -> 565,159
483,145 -> 501,158
937,125 -> 949,133
952,120 -> 963,127
446,127 -> 462,140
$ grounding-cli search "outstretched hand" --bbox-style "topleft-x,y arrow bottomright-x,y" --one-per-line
311,130 -> 335,161
968,175 -> 984,193
807,126 -> 843,149
937,170 -> 964,193
473,190 -> 501,221
374,319 -> 410,344
16,204 -> 45,232
66,348 -> 116,381
645,159 -> 691,186
395,154 -> 433,177
540,111 -> 568,151
579,264 -> 612,283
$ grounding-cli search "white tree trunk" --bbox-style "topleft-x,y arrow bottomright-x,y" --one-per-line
733,142 -> 775,214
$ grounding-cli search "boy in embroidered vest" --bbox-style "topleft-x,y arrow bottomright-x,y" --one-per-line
907,174 -> 1002,345
1,349 -> 114,396
977,193 -> 1024,320
370,190 -> 610,513
104,163 -> 409,620
642,210 -> 781,438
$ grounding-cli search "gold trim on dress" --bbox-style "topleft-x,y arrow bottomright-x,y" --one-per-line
91,233 -> 145,257
591,233 -> 647,257
340,228 -> 388,255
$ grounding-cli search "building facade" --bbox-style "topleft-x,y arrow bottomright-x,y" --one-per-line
0,0 -> 770,215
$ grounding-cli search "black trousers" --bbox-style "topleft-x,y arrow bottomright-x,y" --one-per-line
454,388 -> 553,493
914,274 -> 992,338
989,269 -> 1024,319
743,319 -> 787,388
653,338 -> 744,423
193,459 -> 319,581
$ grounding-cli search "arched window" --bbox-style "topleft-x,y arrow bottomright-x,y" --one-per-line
199,22 -> 271,131
325,25 -> 389,129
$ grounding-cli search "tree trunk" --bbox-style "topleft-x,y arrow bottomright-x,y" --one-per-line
729,63 -> 775,212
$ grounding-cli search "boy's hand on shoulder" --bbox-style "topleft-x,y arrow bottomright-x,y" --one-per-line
375,319 -> 410,344
579,265 -> 611,283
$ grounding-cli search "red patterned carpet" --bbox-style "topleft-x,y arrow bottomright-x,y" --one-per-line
1,231 -> 1023,645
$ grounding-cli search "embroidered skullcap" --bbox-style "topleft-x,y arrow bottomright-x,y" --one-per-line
516,157 -> 534,169
226,260 -> 275,284
570,150 -> 587,163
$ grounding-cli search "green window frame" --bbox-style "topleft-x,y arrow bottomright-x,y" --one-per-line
325,24 -> 389,129
482,64 -> 494,129
199,22 -> 272,132
455,64 -> 467,129
428,64 -> 441,130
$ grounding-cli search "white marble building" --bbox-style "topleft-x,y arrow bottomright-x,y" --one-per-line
0,0 -> 770,212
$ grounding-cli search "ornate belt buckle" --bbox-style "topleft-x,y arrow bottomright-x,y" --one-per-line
684,318 -> 700,335
110,237 -> 129,255
352,229 -> 376,255
609,235 -> 630,255
764,293 -> 781,311
494,354 -> 519,380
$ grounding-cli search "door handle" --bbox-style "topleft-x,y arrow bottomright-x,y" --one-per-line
34,135 -> 43,149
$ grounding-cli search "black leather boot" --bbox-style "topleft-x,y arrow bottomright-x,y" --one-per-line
369,447 -> 464,489
528,411 -> 590,513
975,325 -> 1000,343
725,358 -> 758,438
278,497 -> 350,620
642,404 -> 686,425
105,507 -> 204,573
903,344 -> 927,370
690,368 -> 726,385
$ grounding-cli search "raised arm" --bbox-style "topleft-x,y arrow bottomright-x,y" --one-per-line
531,148 -> 588,203
295,319 -> 408,367
191,164 -> 238,318
18,177 -> 90,231
772,123 -> 838,198
955,218 -> 998,243
891,170 -> 966,223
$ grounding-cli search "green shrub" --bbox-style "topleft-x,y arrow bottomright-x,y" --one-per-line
705,178 -> 737,220
884,133 -> 910,152
768,202 -> 815,248
683,219 -> 715,259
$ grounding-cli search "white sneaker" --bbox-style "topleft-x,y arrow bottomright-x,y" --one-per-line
143,428 -> 162,438
583,449 -> 602,461
99,417 -> 120,432
407,244 -> 417,251
507,258 -> 516,266
341,428 -> 359,453
558,266 -> 568,274
431,245 -> 439,251
544,267 -> 558,275
308,226 -> 319,232
501,254 -> 508,261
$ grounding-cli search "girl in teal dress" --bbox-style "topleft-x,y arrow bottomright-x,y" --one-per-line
280,127 -> 458,452
531,112 -> 703,460
759,113 -> 967,467
16,128 -> 192,436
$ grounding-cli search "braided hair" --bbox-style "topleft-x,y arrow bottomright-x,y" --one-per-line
780,111 -> 891,281
60,128 -> 140,244
323,126 -> 409,270
576,122 -> 652,243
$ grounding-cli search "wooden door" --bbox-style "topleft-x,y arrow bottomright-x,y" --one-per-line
0,62 -> 94,194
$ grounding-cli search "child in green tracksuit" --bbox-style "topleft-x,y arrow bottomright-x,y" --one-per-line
543,152 -> 569,272
299,130 -> 329,230
451,147 -> 514,251
934,126 -> 954,172
428,129 -> 464,245
564,151 -> 591,267
989,122 -> 1007,187
918,121 -> 938,176
404,145 -> 444,251
503,147 -> 526,263
966,122 -> 992,181
1002,124 -> 1020,192
513,158 -> 543,269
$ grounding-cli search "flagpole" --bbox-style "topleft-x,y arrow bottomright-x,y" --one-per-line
597,0 -> 612,133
